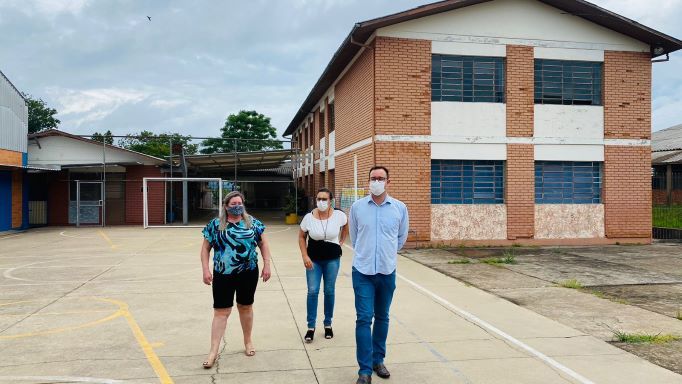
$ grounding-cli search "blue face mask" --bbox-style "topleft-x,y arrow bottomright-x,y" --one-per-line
227,205 -> 244,216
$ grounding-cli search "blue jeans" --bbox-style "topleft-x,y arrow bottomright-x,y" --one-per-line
352,267 -> 396,376
306,257 -> 340,329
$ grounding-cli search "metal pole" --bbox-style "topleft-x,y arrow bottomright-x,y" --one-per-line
294,148 -> 298,216
102,138 -> 106,227
234,139 -> 238,191
76,181 -> 80,228
666,164 -> 673,206
169,138 -> 173,223
354,154 -> 358,202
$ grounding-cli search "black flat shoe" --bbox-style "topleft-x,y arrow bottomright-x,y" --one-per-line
324,326 -> 333,339
373,363 -> 390,379
304,329 -> 314,343
356,374 -> 372,384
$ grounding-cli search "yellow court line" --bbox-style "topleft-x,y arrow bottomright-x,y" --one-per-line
97,230 -> 119,250
0,310 -> 122,340
98,299 -> 174,384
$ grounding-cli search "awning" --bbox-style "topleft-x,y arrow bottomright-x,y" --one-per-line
180,149 -> 294,172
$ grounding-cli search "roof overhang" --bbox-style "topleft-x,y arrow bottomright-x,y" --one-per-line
283,0 -> 682,137
180,149 -> 294,173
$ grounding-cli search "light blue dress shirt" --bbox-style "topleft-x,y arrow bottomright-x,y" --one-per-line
349,194 -> 409,275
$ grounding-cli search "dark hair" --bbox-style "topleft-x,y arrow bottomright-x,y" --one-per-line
316,187 -> 334,200
368,166 -> 389,180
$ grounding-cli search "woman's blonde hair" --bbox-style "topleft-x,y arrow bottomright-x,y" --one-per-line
219,191 -> 253,231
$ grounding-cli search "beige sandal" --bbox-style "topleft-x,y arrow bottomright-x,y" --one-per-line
244,344 -> 256,357
203,354 -> 218,369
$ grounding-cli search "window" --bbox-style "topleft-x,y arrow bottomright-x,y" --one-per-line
431,55 -> 505,103
534,59 -> 602,105
535,162 -> 602,204
319,111 -> 325,139
328,103 -> 335,132
431,160 -> 505,204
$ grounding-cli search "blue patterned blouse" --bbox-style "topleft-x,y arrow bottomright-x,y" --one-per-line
202,217 -> 266,275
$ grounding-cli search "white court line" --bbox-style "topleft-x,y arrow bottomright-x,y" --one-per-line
343,244 -> 594,384
59,231 -> 95,239
0,376 -> 124,383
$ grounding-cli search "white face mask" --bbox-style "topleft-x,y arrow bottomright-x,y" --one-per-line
316,200 -> 329,212
369,180 -> 386,196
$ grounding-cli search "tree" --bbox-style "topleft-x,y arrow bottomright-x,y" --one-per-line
91,130 -> 114,145
117,131 -> 198,158
23,93 -> 60,133
201,110 -> 282,154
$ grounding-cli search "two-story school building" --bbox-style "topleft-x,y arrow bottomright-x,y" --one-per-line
284,0 -> 682,246
0,70 -> 29,232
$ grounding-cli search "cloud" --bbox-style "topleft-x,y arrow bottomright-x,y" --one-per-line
0,0 -> 91,17
47,87 -> 149,126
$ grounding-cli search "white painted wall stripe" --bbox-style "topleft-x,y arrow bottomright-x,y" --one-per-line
334,137 -> 373,158
375,135 -> 650,146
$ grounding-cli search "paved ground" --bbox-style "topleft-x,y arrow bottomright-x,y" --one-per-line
402,244 -> 682,376
1,225 -> 682,384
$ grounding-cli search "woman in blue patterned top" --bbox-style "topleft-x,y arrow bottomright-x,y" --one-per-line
200,191 -> 272,369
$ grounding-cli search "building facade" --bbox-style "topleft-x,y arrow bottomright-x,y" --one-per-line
0,70 -> 29,232
285,0 -> 682,246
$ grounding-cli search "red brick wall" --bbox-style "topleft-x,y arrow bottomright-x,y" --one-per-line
333,144 -> 375,213
48,172 -> 69,226
335,45 -> 375,149
11,171 -> 22,228
125,165 -> 164,225
374,36 -> 431,136
604,146 -> 652,238
506,45 -> 534,137
604,51 -> 652,140
375,142 -> 431,242
506,144 -> 535,239
652,189 -> 667,205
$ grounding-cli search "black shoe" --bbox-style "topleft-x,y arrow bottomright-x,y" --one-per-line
356,374 -> 372,384
324,326 -> 333,339
304,329 -> 314,343
373,363 -> 390,379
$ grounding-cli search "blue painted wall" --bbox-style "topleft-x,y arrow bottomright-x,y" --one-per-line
0,171 -> 12,231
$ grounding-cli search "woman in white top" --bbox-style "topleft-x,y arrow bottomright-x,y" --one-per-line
298,187 -> 348,343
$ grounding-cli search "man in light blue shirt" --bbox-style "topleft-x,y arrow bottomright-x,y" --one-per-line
349,166 -> 409,384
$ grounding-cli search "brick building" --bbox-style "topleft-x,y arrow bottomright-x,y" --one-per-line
26,130 -> 166,226
284,0 -> 682,246
0,70 -> 29,232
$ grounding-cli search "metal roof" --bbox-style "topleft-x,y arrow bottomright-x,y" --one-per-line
182,149 -> 294,173
652,124 -> 682,152
652,124 -> 682,165
284,0 -> 682,137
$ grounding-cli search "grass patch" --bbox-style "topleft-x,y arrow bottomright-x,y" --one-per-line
676,310 -> 682,321
481,255 -> 517,265
652,205 -> 682,229
448,259 -> 472,265
613,331 -> 680,344
558,279 -> 583,289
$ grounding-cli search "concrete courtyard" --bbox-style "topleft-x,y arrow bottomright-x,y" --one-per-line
1,223 -> 681,384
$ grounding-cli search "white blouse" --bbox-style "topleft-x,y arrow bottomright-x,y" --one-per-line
300,209 -> 348,245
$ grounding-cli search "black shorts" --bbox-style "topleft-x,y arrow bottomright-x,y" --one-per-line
212,268 -> 259,309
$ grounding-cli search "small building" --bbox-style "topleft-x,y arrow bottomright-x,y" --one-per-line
285,0 -> 682,246
652,124 -> 682,205
0,70 -> 29,232
27,130 -> 167,226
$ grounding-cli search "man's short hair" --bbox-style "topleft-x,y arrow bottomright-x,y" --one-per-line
368,166 -> 390,179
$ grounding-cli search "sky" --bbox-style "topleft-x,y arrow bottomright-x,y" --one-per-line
0,0 -> 681,140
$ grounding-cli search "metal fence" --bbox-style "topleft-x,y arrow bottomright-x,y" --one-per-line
652,166 -> 682,241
